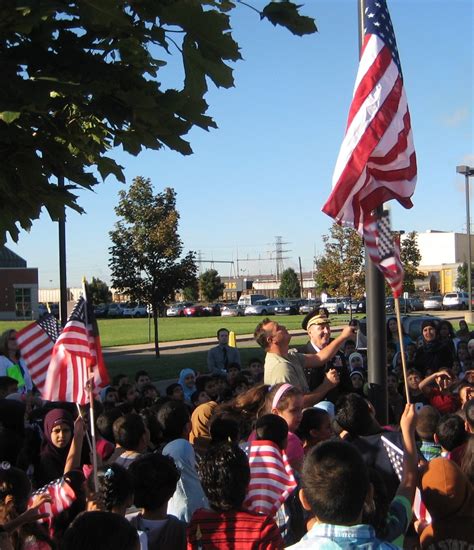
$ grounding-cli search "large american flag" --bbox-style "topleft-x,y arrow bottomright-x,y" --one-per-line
16,314 -> 62,393
322,0 -> 416,232
42,285 -> 109,405
363,210 -> 404,297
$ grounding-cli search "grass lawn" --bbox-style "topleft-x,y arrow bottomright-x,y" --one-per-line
0,314 -> 361,347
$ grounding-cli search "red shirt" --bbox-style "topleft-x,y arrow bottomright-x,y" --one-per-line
429,388 -> 459,415
187,508 -> 283,550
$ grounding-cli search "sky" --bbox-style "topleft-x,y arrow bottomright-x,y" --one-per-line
6,0 -> 474,288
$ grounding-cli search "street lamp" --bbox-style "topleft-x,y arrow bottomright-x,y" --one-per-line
456,165 -> 474,323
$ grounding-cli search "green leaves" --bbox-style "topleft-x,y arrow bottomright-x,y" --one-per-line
0,112 -> 21,124
261,1 -> 317,36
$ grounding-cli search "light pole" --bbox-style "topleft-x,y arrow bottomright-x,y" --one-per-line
457,165 -> 474,323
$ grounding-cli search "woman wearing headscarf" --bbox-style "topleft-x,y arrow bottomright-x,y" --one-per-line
418,458 -> 474,548
386,317 -> 413,354
414,320 -> 453,376
178,368 -> 196,403
0,329 -> 34,393
34,408 -> 85,487
189,401 -> 218,458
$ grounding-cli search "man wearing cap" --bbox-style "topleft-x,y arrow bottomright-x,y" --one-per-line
254,317 -> 356,407
301,309 -> 353,403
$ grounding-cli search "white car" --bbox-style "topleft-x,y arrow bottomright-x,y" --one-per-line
423,295 -> 443,310
166,302 -> 194,317
244,299 -> 285,316
442,292 -> 469,310
122,303 -> 148,317
324,297 -> 346,314
221,304 -> 243,317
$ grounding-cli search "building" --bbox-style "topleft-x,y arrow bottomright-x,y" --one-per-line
403,230 -> 474,293
0,246 -> 39,320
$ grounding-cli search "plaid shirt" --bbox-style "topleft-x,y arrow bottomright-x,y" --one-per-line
287,523 -> 399,549
419,440 -> 442,462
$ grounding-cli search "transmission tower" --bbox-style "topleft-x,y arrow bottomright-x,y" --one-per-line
273,236 -> 290,280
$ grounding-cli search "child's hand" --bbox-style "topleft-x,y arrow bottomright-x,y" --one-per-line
400,403 -> 416,436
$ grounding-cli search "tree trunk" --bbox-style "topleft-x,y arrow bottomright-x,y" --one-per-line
153,309 -> 160,358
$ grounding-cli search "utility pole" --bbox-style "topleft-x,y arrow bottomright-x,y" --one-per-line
298,257 -> 304,298
273,236 -> 290,280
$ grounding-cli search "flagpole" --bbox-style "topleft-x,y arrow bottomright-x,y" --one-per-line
359,0 -> 388,424
394,298 -> 410,403
83,278 -> 99,493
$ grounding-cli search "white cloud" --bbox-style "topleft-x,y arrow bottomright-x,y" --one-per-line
442,107 -> 470,127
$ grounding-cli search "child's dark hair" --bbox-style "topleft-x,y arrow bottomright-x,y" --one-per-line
0,465 -> 31,518
113,413 -> 146,451
62,511 -> 139,550
135,370 -> 149,382
195,375 -> 212,393
415,406 -> 440,441
166,382 -> 181,396
129,453 -> 180,511
255,414 -> 288,449
156,400 -> 190,442
302,440 -> 369,524
209,415 -> 240,445
435,414 -> 467,451
197,443 -> 250,511
464,398 -> 474,431
112,373 -> 128,386
87,464 -> 133,512
118,383 -> 134,402
296,408 -> 330,442
335,393 -> 374,436
0,376 -> 18,393
263,383 -> 303,415
96,408 -> 124,443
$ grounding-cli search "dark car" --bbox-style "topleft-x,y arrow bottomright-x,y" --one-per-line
385,297 -> 412,314
347,298 -> 366,313
274,299 -> 304,315
202,303 -> 222,316
94,304 -> 109,318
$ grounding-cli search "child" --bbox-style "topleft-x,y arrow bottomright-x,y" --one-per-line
416,405 -> 441,461
178,368 -> 196,403
195,375 -> 219,402
435,414 -> 467,465
86,464 -> 133,515
244,414 -> 297,517
263,383 -> 304,472
419,369 -> 459,414
112,413 -> 149,469
166,383 -> 184,401
248,358 -> 264,384
387,372 -> 404,425
296,408 -> 333,453
128,453 -> 187,549
348,352 -> 365,372
0,376 -> 18,399
349,370 -> 365,396
190,389 -> 210,408
187,443 -> 283,549
135,370 -> 151,393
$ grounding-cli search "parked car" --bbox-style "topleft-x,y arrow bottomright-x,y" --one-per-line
93,303 -> 109,318
221,304 -> 243,317
244,299 -> 285,316
423,295 -> 443,311
347,298 -> 366,313
166,302 -> 194,317
274,299 -> 304,315
442,291 -> 469,310
385,297 -> 413,314
299,299 -> 321,314
325,297 -> 346,314
107,303 -> 125,317
408,296 -> 424,311
202,303 -> 222,316
237,294 -> 268,308
122,303 -> 148,317
38,303 -> 48,318
184,304 -> 207,317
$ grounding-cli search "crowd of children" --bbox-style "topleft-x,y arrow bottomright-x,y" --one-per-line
0,318 -> 473,549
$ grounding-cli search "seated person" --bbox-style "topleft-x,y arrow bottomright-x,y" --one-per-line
187,443 -> 283,549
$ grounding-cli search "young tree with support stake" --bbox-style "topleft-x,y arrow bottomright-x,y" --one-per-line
109,177 -> 197,357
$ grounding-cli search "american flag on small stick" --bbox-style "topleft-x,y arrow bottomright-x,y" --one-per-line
29,476 -> 76,532
16,314 -> 62,393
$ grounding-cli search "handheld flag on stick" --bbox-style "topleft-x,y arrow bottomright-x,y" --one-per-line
42,283 -> 109,404
16,314 -> 62,393
322,0 -> 417,232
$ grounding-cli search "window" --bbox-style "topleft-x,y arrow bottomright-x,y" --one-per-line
15,288 -> 32,318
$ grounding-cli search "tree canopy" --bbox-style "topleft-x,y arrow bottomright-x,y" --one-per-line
109,176 -> 196,355
88,277 -> 111,305
314,224 -> 365,297
199,269 -> 225,302
400,231 -> 422,294
0,1 -> 316,243
278,267 -> 301,298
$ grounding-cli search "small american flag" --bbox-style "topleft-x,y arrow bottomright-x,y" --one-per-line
16,314 -> 62,393
381,435 -> 403,480
42,283 -> 109,405
363,211 -> 404,297
243,440 -> 297,516
322,0 -> 416,233
29,476 -> 76,529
